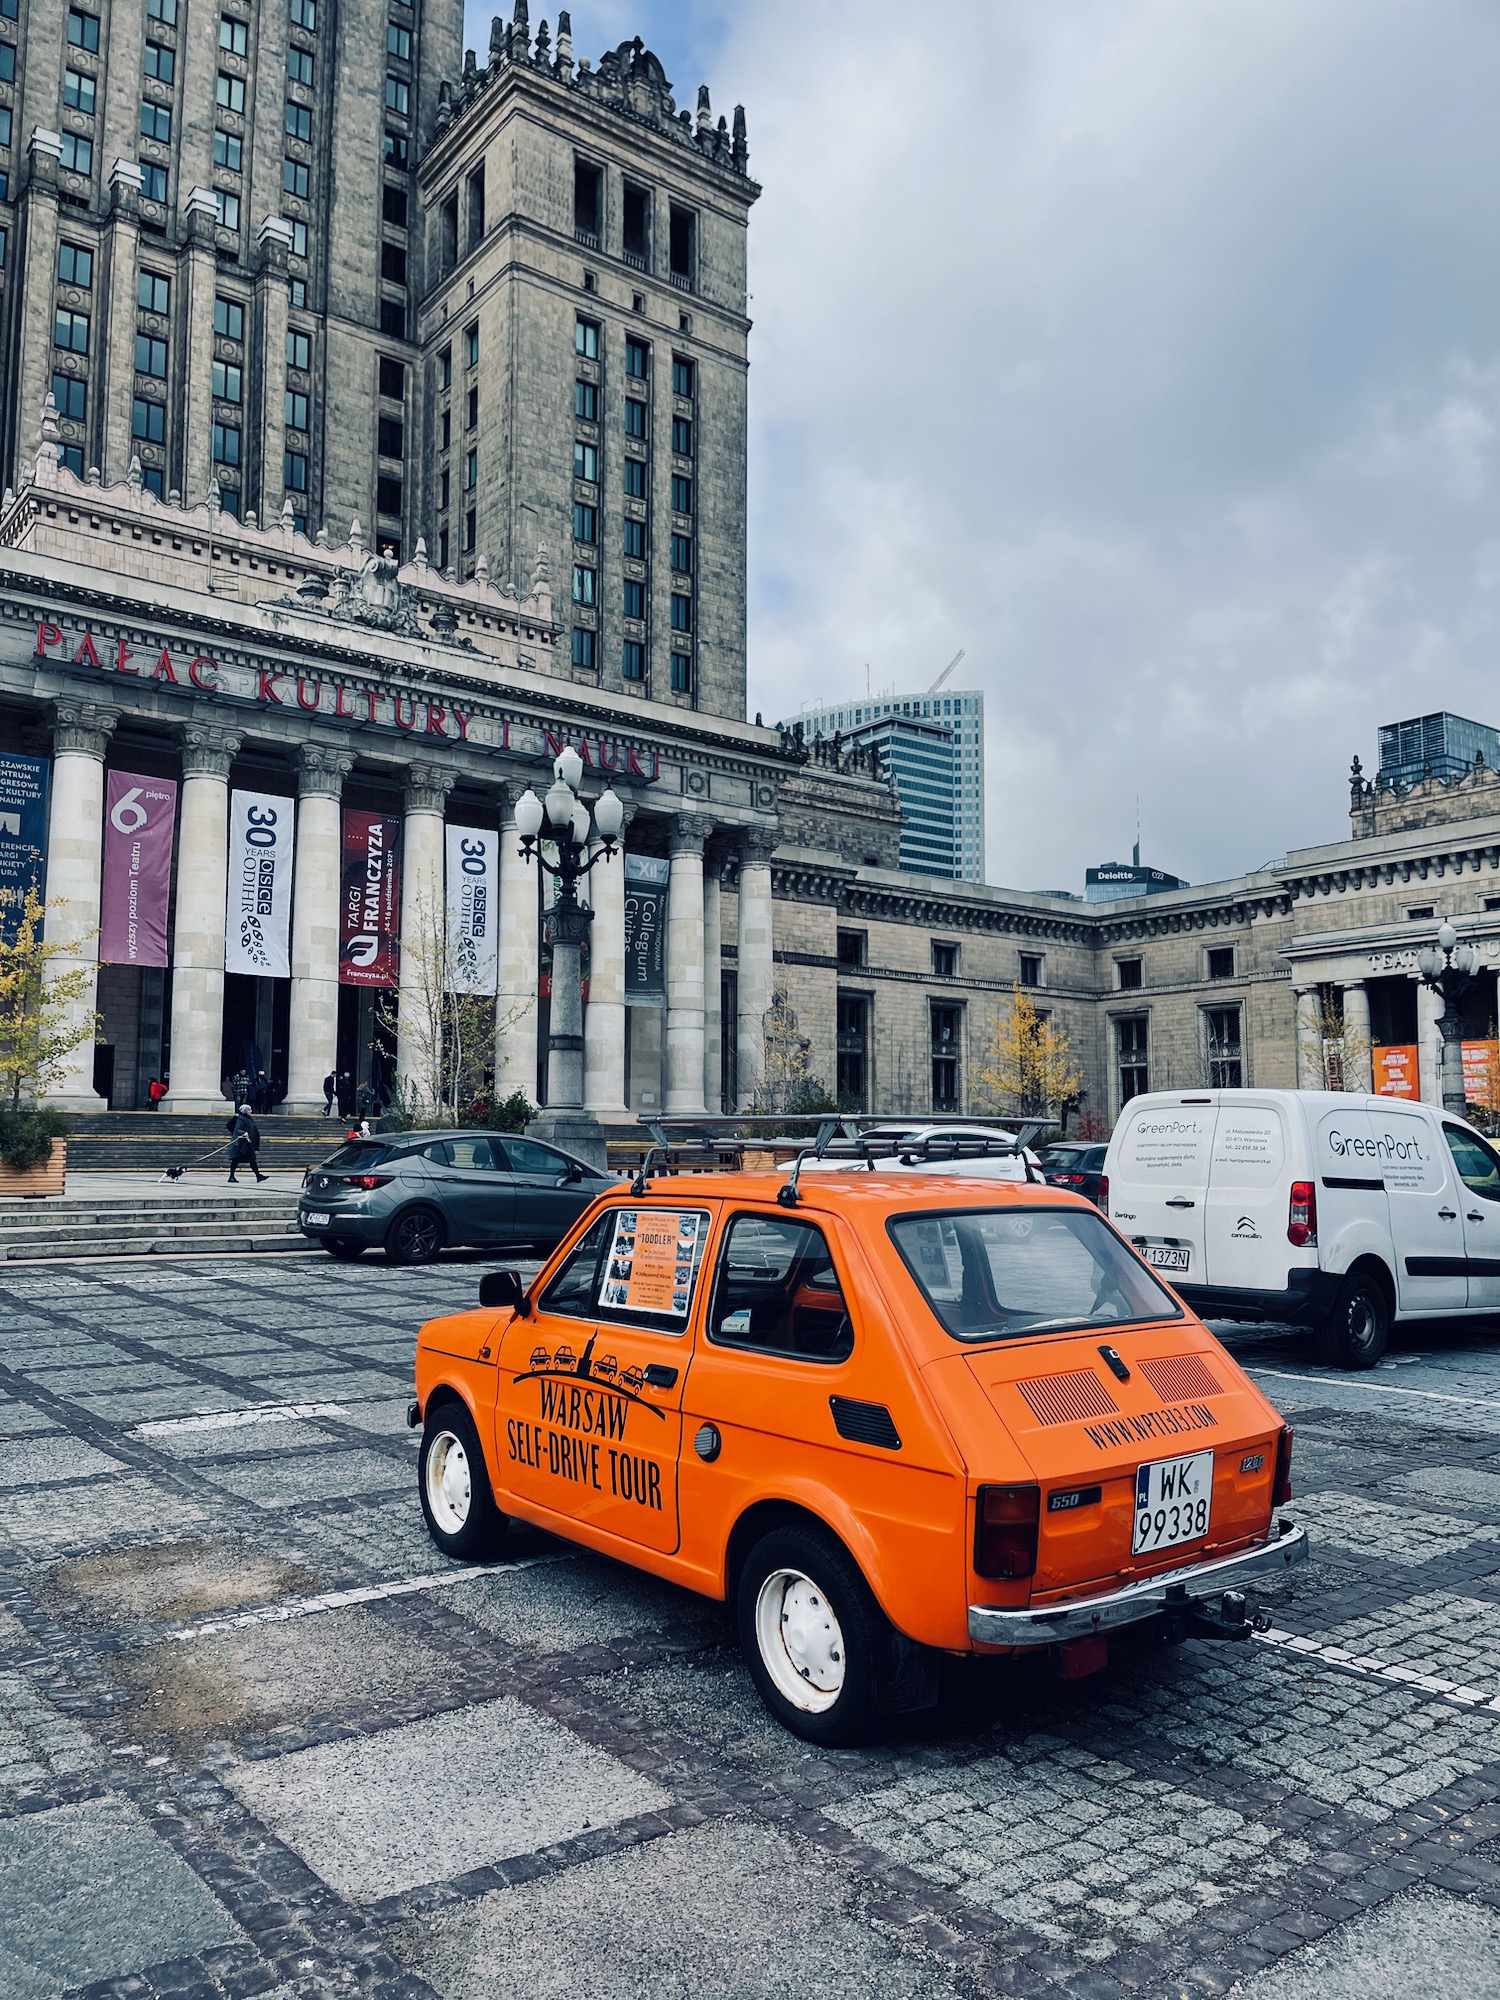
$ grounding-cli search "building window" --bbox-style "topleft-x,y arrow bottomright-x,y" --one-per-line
572,627 -> 596,670
672,355 -> 695,398
464,508 -> 476,553
670,652 -> 692,694
671,415 -> 693,456
622,640 -> 645,681
572,564 -> 596,606
57,242 -> 93,288
438,467 -> 449,509
218,12 -> 247,53
288,45 -> 314,84
55,309 -> 90,355
836,993 -> 869,1110
466,383 -> 478,428
384,73 -> 407,113
1018,952 -> 1042,988
138,160 -> 167,201
437,527 -> 449,570
137,270 -> 170,313
932,941 -> 957,977
623,517 -> 646,559
215,478 -> 236,514
836,929 -> 866,969
216,190 -> 241,230
284,101 -> 311,141
625,335 -> 649,379
286,329 -> 311,369
384,128 -> 408,165
624,398 -> 648,440
670,593 -> 692,632
670,473 -> 693,514
931,1003 -> 961,1113
134,332 -> 167,376
1206,945 -> 1236,980
283,157 -> 310,199
573,441 -> 597,483
380,240 -> 406,283
1116,1016 -> 1149,1106
623,578 -> 644,619
216,70 -> 246,111
386,19 -> 410,56
463,447 -> 477,489
146,0 -> 177,21
216,131 -> 244,169
623,458 -> 647,499
379,299 -> 405,337
1116,956 -> 1143,990
466,164 -> 485,252
621,177 -> 651,266
214,295 -> 244,338
143,39 -> 175,81
289,0 -> 315,24
285,389 -> 308,428
1205,1006 -> 1242,1089
139,101 -> 172,142
283,449 -> 308,491
378,355 -> 405,399
669,532 -> 692,573
212,421 -> 240,465
574,379 -> 598,421
574,158 -> 602,240
574,316 -> 600,360
439,345 -> 452,389
52,373 -> 87,421
573,502 -> 597,544
211,360 -> 241,402
668,203 -> 695,286
63,68 -> 96,112
377,474 -> 402,515
141,462 -> 164,497
66,8 -> 100,50
465,322 -> 479,368
59,133 -> 94,174
377,414 -> 403,457
382,184 -> 407,226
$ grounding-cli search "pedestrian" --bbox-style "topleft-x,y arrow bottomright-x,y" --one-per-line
227,1103 -> 267,1184
254,1070 -> 271,1114
322,1070 -> 336,1117
147,1077 -> 167,1111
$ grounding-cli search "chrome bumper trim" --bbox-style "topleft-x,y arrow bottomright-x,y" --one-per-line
968,1520 -> 1308,1648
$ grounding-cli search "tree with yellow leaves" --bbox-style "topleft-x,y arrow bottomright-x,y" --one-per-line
0,886 -> 98,1112
973,983 -> 1082,1120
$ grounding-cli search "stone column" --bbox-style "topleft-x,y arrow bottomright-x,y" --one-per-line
180,190 -> 220,507
1340,980 -> 1374,1095
396,761 -> 454,1100
664,814 -> 711,1116
1417,981 -> 1445,1106
735,827 -> 777,1112
167,724 -> 242,1112
584,806 -> 632,1120
99,164 -> 144,483
703,855 -> 722,1114
40,701 -> 117,1108
1292,987 -> 1322,1091
284,745 -> 353,1112
15,134 -> 63,482
252,218 -> 293,524
496,782 -> 539,1105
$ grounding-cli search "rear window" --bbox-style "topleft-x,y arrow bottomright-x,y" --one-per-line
321,1142 -> 391,1171
1038,1147 -> 1086,1173
889,1206 -> 1181,1343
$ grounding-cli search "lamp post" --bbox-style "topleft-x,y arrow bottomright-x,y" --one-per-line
1416,922 -> 1484,1115
514,748 -> 624,1169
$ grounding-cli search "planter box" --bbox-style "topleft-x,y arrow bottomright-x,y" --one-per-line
0,1138 -> 66,1197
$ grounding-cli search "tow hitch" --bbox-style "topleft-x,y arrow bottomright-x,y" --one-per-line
1162,1585 -> 1271,1644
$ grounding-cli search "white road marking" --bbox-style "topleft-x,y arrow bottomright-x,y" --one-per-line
166,1553 -> 568,1643
1256,1625 -> 1500,1713
1247,1367 -> 1500,1414
132,1403 -> 348,1437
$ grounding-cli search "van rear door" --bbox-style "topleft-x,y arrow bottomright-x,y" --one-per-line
1109,1098 -> 1218,1288
1203,1097 -> 1293,1290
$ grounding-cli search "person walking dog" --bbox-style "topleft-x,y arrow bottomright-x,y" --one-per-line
227,1104 -> 267,1184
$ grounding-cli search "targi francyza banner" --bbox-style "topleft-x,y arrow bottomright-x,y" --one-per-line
445,824 -> 498,995
340,809 -> 402,987
623,853 -> 668,1004
0,752 -> 50,944
225,790 -> 295,978
100,770 -> 176,966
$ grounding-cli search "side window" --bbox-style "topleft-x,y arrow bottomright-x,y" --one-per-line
538,1208 -> 711,1331
710,1214 -> 854,1363
502,1138 -> 568,1177
1443,1126 -> 1500,1202
420,1141 -> 451,1165
539,1213 -> 612,1320
448,1136 -> 498,1169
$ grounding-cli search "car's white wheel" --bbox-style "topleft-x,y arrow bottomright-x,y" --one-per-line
754,1567 -> 846,1712
737,1524 -> 887,1744
424,1428 -> 472,1536
417,1401 -> 506,1559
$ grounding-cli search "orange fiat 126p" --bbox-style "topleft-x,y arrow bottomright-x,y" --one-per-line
411,1149 -> 1307,1742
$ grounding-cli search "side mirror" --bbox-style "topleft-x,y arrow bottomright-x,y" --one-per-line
564,1162 -> 585,1183
479,1269 -> 527,1312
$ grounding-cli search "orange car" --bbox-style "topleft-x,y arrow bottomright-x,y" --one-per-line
411,1171 -> 1307,1742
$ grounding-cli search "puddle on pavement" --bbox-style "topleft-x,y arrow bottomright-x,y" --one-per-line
42,1536 -> 318,1628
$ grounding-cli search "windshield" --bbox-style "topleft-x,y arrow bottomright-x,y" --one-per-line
889,1207 -> 1182,1343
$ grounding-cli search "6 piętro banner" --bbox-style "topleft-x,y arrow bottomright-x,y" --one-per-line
445,824 -> 499,994
0,752 -> 49,946
100,770 -> 177,966
225,789 -> 295,978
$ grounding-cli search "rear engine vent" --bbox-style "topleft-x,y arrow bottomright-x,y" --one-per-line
1139,1355 -> 1222,1402
1016,1372 -> 1119,1426
829,1397 -> 901,1451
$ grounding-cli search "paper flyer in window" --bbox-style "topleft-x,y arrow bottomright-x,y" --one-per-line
601,1209 -> 701,1318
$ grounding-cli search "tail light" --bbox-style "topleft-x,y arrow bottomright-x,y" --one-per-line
1098,1175 -> 1109,1215
1287,1180 -> 1317,1247
1273,1426 -> 1294,1506
345,1174 -> 391,1191
974,1484 -> 1040,1579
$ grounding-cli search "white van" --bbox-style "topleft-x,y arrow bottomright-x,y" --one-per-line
1103,1089 -> 1500,1368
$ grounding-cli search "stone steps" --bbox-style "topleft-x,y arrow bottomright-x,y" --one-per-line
60,1113 -> 348,1175
0,1195 -> 312,1262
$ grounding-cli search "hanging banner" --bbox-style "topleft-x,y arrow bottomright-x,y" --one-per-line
445,824 -> 498,995
1463,1039 -> 1499,1110
0,752 -> 50,945
623,852 -> 668,1005
340,809 -> 402,987
225,789 -> 295,978
1373,1043 -> 1419,1100
100,769 -> 177,966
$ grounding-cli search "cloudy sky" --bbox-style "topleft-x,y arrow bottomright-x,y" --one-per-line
467,0 -> 1500,894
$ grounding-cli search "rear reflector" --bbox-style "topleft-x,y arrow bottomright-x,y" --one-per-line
1098,1174 -> 1109,1216
1287,1180 -> 1317,1248
975,1484 -> 1040,1579
1273,1425 -> 1294,1505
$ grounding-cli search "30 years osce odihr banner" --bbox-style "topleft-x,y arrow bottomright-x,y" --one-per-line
445,824 -> 499,994
623,852 -> 669,1002
340,809 -> 402,987
100,770 -> 177,966
0,752 -> 49,945
225,789 -> 295,978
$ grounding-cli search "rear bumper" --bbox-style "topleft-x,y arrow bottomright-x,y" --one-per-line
298,1207 -> 386,1245
1176,1268 -> 1339,1327
968,1519 -> 1308,1648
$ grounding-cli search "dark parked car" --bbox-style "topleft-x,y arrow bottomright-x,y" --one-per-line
1037,1141 -> 1109,1207
298,1129 -> 613,1264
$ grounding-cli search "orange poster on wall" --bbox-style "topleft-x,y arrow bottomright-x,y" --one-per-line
1463,1040 -> 1499,1108
1373,1044 -> 1419,1099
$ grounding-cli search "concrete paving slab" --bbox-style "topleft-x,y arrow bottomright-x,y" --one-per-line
1230,1886 -> 1500,1997
454,1548 -> 717,1655
0,1672 -> 102,1795
0,1796 -> 240,2000
226,1695 -> 670,1901
0,1436 -> 124,1487
201,1446 -> 409,1508
0,1474 -> 210,1558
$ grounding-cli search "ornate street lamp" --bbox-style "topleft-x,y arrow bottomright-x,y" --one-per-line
514,748 -> 624,1167
1416,921 -> 1484,1115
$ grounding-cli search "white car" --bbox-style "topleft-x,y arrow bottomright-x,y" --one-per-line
791,1123 -> 1043,1181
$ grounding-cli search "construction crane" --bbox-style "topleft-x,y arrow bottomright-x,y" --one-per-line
927,648 -> 964,695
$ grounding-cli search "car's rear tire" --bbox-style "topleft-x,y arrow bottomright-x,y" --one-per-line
1318,1269 -> 1389,1370
385,1206 -> 445,1265
323,1238 -> 366,1260
736,1524 -> 885,1745
417,1400 -> 507,1560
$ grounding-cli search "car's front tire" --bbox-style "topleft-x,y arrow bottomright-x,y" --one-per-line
417,1400 -> 507,1560
1319,1269 -> 1390,1369
736,1524 -> 885,1745
384,1206 -> 445,1265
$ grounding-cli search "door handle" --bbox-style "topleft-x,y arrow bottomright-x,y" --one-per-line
1439,1207 -> 1458,1220
642,1363 -> 678,1389
1164,1197 -> 1196,1209
1468,1211 -> 1484,1223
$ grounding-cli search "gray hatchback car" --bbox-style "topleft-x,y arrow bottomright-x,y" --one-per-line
298,1129 -> 614,1264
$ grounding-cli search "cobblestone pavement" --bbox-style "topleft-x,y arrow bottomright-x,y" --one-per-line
3,1259 -> 1500,1998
